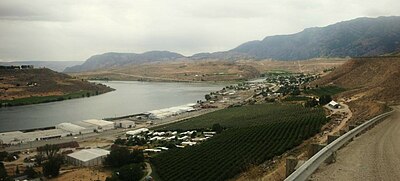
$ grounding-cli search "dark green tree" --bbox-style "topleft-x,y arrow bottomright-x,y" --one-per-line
212,123 -> 223,134
34,153 -> 44,166
24,167 -> 39,179
43,156 -> 63,178
0,162 -> 11,181
0,152 -> 7,161
114,138 -> 126,145
117,164 -> 144,181
105,146 -> 131,168
15,165 -> 19,175
319,95 -> 332,105
105,146 -> 144,168
41,144 -> 60,159
305,98 -> 319,108
205,94 -> 211,101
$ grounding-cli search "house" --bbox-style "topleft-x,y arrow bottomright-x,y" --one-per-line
328,101 -> 341,109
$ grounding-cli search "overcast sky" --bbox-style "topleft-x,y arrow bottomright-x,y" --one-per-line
0,0 -> 399,61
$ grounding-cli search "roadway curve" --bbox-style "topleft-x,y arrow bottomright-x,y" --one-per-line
311,106 -> 400,181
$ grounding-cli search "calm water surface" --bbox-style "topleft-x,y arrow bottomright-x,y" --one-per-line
0,81 -> 224,132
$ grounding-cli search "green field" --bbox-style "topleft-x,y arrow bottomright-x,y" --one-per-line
283,96 -> 311,102
152,104 -> 328,181
0,90 -> 96,107
304,86 -> 346,97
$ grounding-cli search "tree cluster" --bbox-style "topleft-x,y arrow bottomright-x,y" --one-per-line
105,146 -> 145,181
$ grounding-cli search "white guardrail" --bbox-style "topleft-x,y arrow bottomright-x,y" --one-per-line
285,110 -> 394,181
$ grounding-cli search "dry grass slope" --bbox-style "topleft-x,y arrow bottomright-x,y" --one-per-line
0,68 -> 113,101
71,59 -> 347,82
314,56 -> 400,123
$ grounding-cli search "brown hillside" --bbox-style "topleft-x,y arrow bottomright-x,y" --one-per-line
0,68 -> 113,100
315,56 -> 400,105
71,59 -> 346,82
314,56 -> 400,123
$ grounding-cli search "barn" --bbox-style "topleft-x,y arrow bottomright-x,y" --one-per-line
66,148 -> 110,166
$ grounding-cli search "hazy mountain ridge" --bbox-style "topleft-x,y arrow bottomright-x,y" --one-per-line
231,16 -> 400,60
64,51 -> 184,72
65,16 -> 400,73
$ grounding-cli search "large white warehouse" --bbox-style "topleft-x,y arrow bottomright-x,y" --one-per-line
126,128 -> 149,136
56,123 -> 93,135
147,104 -> 197,119
66,148 -> 110,166
73,119 -> 114,132
0,129 -> 69,145
82,119 -> 115,131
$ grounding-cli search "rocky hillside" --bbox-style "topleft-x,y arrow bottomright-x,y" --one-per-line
230,16 -> 400,60
64,51 -> 184,72
0,68 -> 113,105
65,16 -> 400,73
314,56 -> 400,123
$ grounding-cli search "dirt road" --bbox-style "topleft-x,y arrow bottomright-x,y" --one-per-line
311,106 -> 400,181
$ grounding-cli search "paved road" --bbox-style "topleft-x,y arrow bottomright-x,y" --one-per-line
311,106 -> 400,181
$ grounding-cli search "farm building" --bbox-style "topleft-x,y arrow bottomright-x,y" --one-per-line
114,120 -> 135,128
328,101 -> 341,109
147,104 -> 197,119
82,119 -> 114,131
0,129 -> 69,145
24,129 -> 69,141
66,148 -> 110,166
0,131 -> 27,145
74,119 -> 114,132
56,123 -> 93,135
126,128 -> 149,136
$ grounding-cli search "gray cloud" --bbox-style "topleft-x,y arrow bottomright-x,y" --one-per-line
0,0 -> 399,61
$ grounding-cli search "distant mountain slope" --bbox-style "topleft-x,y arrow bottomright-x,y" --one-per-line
315,56 -> 400,105
65,16 -> 400,73
64,51 -> 184,72
312,56 -> 400,125
230,16 -> 400,60
0,61 -> 83,72
0,68 -> 113,106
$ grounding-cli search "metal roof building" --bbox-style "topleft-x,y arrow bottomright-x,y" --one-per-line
56,123 -> 93,135
126,128 -> 149,136
66,148 -> 110,166
0,131 -> 26,145
0,129 -> 69,145
82,119 -> 115,131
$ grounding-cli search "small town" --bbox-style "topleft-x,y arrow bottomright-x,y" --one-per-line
0,71 -> 339,181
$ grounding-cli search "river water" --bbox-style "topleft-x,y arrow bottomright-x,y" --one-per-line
0,81 -> 224,132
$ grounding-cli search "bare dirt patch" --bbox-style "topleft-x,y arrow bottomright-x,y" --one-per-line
50,167 -> 112,181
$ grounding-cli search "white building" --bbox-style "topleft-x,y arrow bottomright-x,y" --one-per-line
114,120 -> 135,128
126,128 -> 149,136
66,148 -> 110,166
73,121 -> 98,132
76,119 -> 115,132
0,129 -> 69,145
24,129 -> 69,141
328,101 -> 341,109
147,104 -> 197,119
0,131 -> 27,145
56,123 -> 93,135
